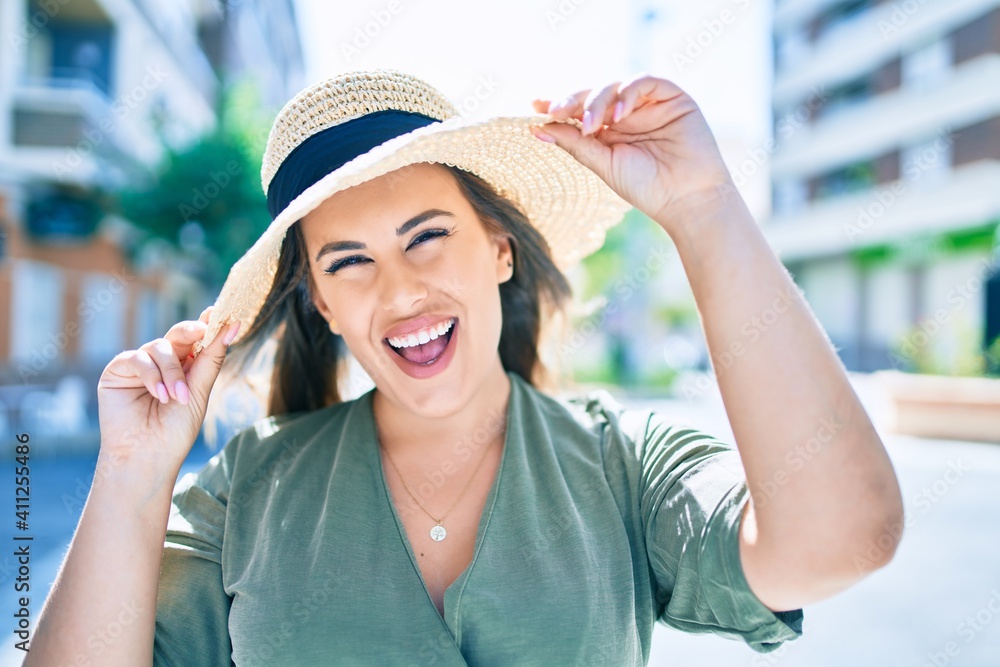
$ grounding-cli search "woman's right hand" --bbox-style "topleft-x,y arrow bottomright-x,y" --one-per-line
96,306 -> 241,478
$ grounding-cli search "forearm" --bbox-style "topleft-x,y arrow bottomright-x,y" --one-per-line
25,452 -> 178,666
660,189 -> 904,571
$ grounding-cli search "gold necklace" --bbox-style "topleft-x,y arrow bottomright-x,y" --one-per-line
377,428 -> 500,543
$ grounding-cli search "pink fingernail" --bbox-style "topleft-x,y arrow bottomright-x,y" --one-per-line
222,320 -> 241,345
175,380 -> 190,405
531,128 -> 556,144
156,382 -> 169,404
581,110 -> 593,135
613,101 -> 624,123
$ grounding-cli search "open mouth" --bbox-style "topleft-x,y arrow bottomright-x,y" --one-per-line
384,318 -> 457,366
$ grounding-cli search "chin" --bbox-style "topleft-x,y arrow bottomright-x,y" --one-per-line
397,374 -> 470,416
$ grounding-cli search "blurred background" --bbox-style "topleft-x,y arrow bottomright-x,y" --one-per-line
0,0 -> 998,665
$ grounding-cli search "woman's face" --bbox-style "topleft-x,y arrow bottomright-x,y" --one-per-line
299,163 -> 513,416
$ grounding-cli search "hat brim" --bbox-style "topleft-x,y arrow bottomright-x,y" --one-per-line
194,112 -> 632,354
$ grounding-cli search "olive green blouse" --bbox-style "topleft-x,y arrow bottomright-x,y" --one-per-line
154,370 -> 803,665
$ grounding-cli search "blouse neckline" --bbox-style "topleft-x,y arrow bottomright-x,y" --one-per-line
355,370 -> 521,638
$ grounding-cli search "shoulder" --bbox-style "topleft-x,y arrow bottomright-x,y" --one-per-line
541,381 -> 736,477
515,377 -> 674,462
516,377 -> 618,438
212,397 -> 359,482
551,384 -> 684,452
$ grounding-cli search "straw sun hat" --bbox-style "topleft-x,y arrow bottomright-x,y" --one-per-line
192,68 -> 633,356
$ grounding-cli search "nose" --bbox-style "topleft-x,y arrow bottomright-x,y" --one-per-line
377,257 -> 428,315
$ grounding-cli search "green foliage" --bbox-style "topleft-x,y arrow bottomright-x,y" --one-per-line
570,210 -> 688,391
639,365 -> 679,393
652,300 -> 698,329
113,76 -> 274,286
576,207 -> 639,301
952,317 -> 990,377
889,316 -> 1000,378
851,223 -> 998,270
985,335 -> 1000,377
570,359 -> 615,386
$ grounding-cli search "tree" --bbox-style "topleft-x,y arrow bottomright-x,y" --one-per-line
114,76 -> 273,286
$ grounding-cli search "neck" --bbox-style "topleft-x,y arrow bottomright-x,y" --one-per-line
371,359 -> 512,465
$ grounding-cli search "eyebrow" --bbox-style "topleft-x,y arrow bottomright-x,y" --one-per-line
313,208 -> 455,263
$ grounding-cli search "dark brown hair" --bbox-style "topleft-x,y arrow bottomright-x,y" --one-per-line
213,164 -> 574,425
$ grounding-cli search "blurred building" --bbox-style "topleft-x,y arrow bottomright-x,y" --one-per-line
766,0 -> 1000,372
0,0 -> 303,438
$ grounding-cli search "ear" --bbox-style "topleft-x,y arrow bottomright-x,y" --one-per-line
493,234 -> 514,284
311,290 -> 340,335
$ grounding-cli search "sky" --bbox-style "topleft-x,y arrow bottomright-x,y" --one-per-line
294,0 -> 774,218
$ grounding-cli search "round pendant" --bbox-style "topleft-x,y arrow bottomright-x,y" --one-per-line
429,524 -> 447,541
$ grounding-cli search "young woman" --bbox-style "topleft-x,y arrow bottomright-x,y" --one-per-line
26,70 -> 903,665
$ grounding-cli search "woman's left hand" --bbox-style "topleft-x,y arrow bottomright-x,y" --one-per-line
531,73 -> 737,231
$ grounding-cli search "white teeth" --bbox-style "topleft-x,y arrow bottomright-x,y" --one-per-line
387,318 -> 455,349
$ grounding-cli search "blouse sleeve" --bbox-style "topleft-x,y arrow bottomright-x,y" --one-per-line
627,408 -> 804,653
153,447 -> 236,666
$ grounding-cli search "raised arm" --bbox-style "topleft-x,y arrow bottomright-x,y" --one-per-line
531,73 -> 904,613
25,310 -> 239,666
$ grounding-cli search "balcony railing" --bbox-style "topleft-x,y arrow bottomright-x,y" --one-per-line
8,73 -> 147,186
12,73 -> 114,147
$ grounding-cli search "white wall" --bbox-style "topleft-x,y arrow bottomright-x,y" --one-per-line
774,0 -> 1000,106
10,259 -> 64,363
923,250 -> 995,367
78,271 -> 127,364
866,262 -> 912,348
794,256 -> 858,343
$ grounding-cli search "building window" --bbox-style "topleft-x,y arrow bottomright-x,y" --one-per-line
40,22 -> 115,95
953,8 -> 1000,65
814,76 -> 870,120
773,179 -> 809,217
79,272 -> 127,364
874,149 -> 901,184
10,260 -> 64,364
902,37 -> 952,92
952,116 -> 1000,167
809,161 -> 877,200
872,57 -> 901,95
809,0 -> 876,43
23,2 -> 115,97
805,57 -> 901,125
135,288 -> 160,348
25,190 -> 102,241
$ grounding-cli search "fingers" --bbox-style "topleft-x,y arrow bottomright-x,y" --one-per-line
529,120 -> 613,183
536,74 -> 689,136
531,86 -> 612,168
130,308 -> 217,405
164,319 -> 208,361
139,337 -> 190,405
162,306 -> 214,371
614,74 -> 687,127
186,319 -> 240,408
100,307 -> 228,407
111,349 -> 171,404
545,89 -> 591,121
580,81 -> 623,135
